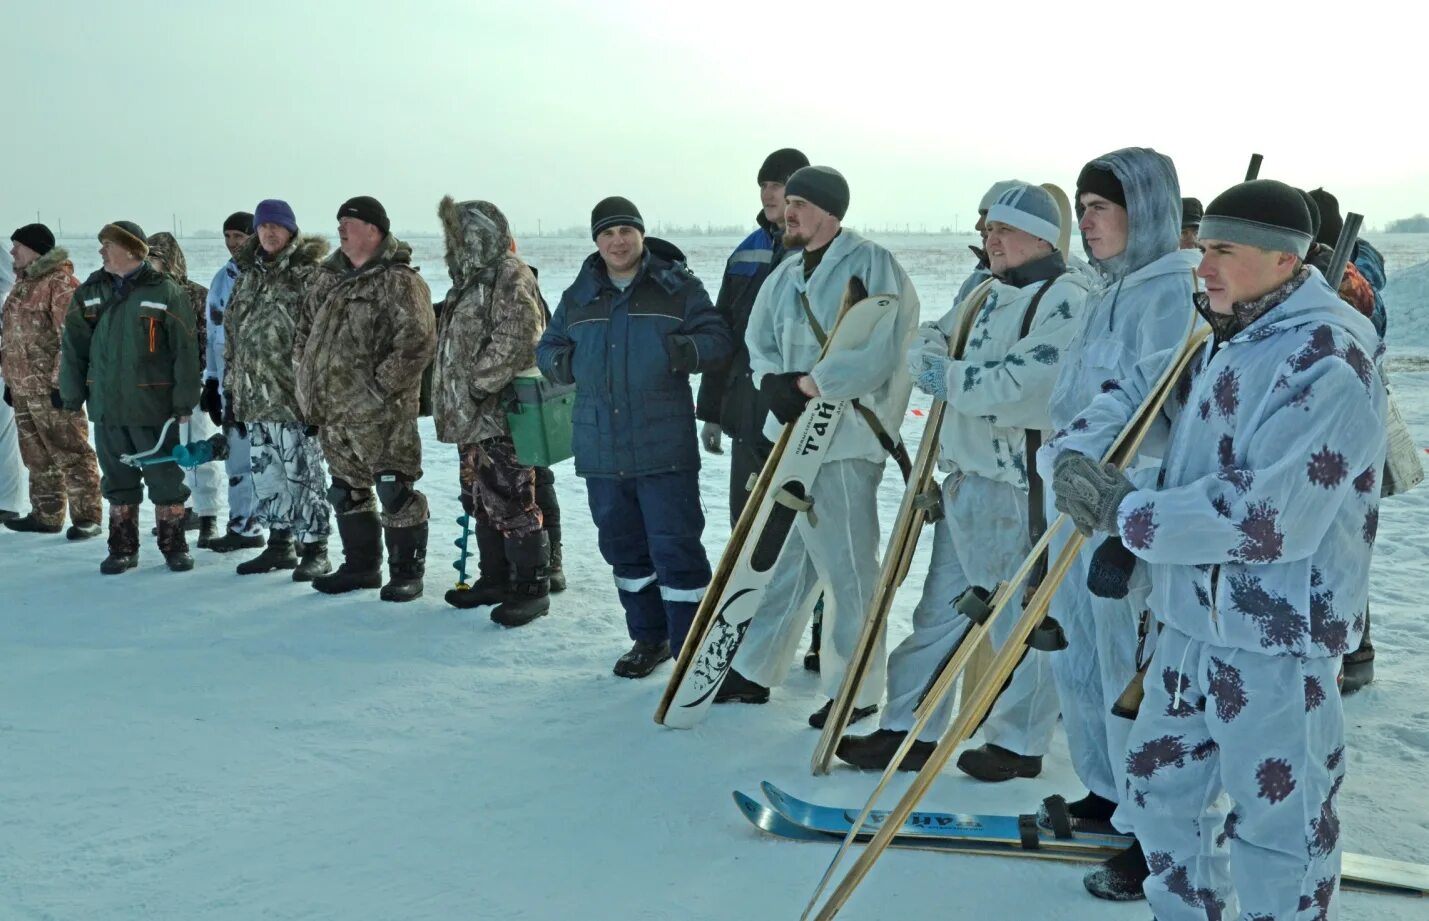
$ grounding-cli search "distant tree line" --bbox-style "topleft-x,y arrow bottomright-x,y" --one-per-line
1385,214 -> 1429,233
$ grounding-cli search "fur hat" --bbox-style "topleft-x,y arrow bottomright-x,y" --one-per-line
11,223 -> 55,256
98,221 -> 149,259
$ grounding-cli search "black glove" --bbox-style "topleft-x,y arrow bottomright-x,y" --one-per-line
760,371 -> 813,425
1087,536 -> 1138,599
665,335 -> 699,374
304,424 -> 319,438
201,379 -> 223,426
223,395 -> 246,438
50,388 -> 64,410
2,386 -> 10,407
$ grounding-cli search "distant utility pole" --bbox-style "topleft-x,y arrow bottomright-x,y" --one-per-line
538,219 -> 542,237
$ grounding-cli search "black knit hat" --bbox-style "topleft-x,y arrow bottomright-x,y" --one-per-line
336,196 -> 390,235
784,165 -> 849,220
1308,188 -> 1342,248
1181,198 -> 1203,229
223,211 -> 254,234
1199,179 -> 1313,257
1297,189 -> 1322,241
1076,163 -> 1126,209
98,220 -> 149,258
11,223 -> 55,256
758,148 -> 810,185
590,196 -> 644,240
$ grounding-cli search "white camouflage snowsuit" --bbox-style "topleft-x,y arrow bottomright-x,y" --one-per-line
1050,267 -> 1386,921
1036,147 -> 1201,815
734,229 -> 920,708
883,254 -> 1088,750
207,259 -> 260,536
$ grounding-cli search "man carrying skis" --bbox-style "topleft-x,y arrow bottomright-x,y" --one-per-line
1050,179 -> 1385,920
537,197 -> 731,677
719,165 -> 920,728
837,183 -> 1088,775
1033,147 -> 1201,891
436,197 -> 551,627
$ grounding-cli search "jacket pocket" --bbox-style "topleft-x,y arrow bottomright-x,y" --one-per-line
138,302 -> 170,363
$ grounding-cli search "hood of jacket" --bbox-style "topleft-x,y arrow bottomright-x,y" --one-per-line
235,232 -> 330,273
1081,147 -> 1181,281
144,232 -> 190,282
439,196 -> 513,289
20,246 -> 73,281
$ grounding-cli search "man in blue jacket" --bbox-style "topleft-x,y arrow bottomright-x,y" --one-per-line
537,197 -> 733,678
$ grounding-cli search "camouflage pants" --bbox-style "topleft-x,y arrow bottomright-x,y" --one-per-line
321,420 -> 427,528
458,436 -> 541,538
249,421 -> 333,543
12,394 -> 102,526
94,423 -> 190,507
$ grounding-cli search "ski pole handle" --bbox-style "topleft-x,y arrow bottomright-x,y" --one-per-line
1324,212 -> 1364,289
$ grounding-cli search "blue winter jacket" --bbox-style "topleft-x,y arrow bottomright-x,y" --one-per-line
537,238 -> 732,478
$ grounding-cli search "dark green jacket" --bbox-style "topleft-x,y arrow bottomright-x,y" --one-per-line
60,263 -> 201,424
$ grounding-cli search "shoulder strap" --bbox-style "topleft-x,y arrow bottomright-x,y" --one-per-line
1021,275 -> 1060,586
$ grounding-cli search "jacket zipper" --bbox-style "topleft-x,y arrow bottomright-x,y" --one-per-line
1208,564 -> 1220,626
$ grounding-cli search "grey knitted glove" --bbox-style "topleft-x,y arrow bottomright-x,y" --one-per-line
1052,451 -> 1135,537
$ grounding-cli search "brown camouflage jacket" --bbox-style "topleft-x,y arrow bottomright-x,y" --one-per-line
433,197 -> 546,444
294,234 -> 435,427
223,233 -> 330,423
146,233 -> 208,361
0,248 -> 81,397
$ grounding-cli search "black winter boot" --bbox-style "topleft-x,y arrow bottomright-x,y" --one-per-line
207,529 -> 265,552
810,699 -> 877,729
66,521 -> 102,540
380,522 -> 427,602
1342,606 -> 1374,694
156,504 -> 194,572
956,743 -> 1043,782
1036,792 -> 1118,833
445,521 -> 507,608
613,639 -> 671,678
836,729 -> 935,772
292,540 -> 331,582
714,668 -> 769,704
313,512 -> 384,594
237,528 -> 297,575
3,513 -> 63,534
534,466 -> 565,593
100,504 -> 140,574
491,531 -> 551,627
1083,839 -> 1149,901
196,515 -> 220,548
546,526 -> 566,593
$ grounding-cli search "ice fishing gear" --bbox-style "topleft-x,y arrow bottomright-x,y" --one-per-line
452,513 -> 473,590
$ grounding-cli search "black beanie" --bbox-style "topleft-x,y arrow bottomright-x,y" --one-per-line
758,148 -> 810,185
1308,188 -> 1342,248
336,196 -> 390,235
1199,179 -> 1313,257
1297,190 -> 1322,242
1076,163 -> 1126,209
784,165 -> 850,220
11,223 -> 55,256
1181,198 -> 1203,229
590,196 -> 644,240
223,211 -> 254,234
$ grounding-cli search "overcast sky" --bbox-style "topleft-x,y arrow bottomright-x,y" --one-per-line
3,0 -> 1424,237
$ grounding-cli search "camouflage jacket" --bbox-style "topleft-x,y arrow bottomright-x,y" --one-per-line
0,248 -> 81,397
433,197 -> 545,444
294,234 -> 435,427
224,233 -> 330,423
145,233 -> 208,363
60,262 -> 200,425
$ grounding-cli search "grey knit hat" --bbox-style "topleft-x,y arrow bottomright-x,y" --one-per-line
986,184 -> 1062,249
979,179 -> 1031,213
1199,180 -> 1313,258
784,166 -> 849,220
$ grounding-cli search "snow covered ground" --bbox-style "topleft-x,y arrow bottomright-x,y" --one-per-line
2,233 -> 1426,920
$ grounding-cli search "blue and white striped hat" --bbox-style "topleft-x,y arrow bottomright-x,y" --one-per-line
986,184 -> 1062,250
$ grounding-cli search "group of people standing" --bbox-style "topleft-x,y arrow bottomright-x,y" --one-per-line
0,143 -> 1400,920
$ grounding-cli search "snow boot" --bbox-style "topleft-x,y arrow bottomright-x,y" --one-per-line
196,515 -> 220,548
379,522 -> 427,602
1342,606 -> 1374,694
1036,792 -> 1118,834
955,743 -> 1043,782
546,526 -> 566,594
613,639 -> 671,678
803,610 -> 823,672
156,504 -> 194,572
66,520 -> 102,541
100,504 -> 140,574
313,511 -> 384,594
3,513 -> 63,534
1083,838 -> 1149,901
535,466 -> 565,593
490,531 -> 551,627
292,540 -> 331,582
715,668 -> 770,704
207,528 -> 265,553
835,729 -> 935,772
809,699 -> 877,729
236,528 -> 298,575
151,508 -> 199,536
444,521 -> 507,608
0,509 -> 18,523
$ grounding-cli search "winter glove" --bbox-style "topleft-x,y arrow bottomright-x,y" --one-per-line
761,371 -> 813,425
223,395 -> 247,439
547,347 -> 575,385
2,386 -> 10,407
665,335 -> 699,374
914,356 -> 951,400
50,388 -> 65,410
906,324 -> 949,376
304,424 -> 320,438
1087,536 -> 1138,599
700,421 -> 723,455
171,434 -> 229,468
200,379 -> 223,426
1052,451 -> 1136,537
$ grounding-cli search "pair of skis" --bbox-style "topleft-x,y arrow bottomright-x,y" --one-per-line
736,782 -> 1429,897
